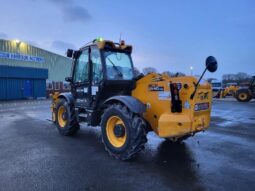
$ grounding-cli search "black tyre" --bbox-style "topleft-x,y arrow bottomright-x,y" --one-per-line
236,89 -> 252,102
101,104 -> 147,160
55,99 -> 80,136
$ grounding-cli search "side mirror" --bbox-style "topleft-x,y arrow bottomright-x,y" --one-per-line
73,50 -> 81,59
65,77 -> 72,82
66,49 -> 73,58
206,56 -> 218,73
190,56 -> 218,99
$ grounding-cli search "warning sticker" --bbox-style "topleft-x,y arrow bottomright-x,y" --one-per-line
158,91 -> 171,100
148,84 -> 164,91
91,86 -> 99,95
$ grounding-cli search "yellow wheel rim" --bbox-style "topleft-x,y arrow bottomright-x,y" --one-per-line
239,93 -> 247,100
58,106 -> 67,128
106,116 -> 127,148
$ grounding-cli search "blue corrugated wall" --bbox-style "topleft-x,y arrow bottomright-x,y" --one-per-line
0,65 -> 48,100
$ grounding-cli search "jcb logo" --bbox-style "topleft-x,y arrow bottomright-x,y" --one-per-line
198,92 -> 209,100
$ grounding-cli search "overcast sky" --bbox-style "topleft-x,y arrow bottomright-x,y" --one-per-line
0,0 -> 255,79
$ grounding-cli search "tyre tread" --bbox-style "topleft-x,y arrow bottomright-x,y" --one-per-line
101,103 -> 147,160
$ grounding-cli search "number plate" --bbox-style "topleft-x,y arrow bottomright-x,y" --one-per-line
194,102 -> 209,111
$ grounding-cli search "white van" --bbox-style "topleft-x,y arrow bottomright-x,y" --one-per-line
211,80 -> 222,93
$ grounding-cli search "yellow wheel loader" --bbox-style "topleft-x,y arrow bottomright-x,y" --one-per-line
224,85 -> 239,97
215,85 -> 239,99
236,76 -> 255,102
51,38 -> 218,160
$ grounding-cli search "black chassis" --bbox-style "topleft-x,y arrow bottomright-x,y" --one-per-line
58,44 -> 146,126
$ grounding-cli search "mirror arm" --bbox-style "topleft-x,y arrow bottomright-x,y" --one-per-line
190,67 -> 207,100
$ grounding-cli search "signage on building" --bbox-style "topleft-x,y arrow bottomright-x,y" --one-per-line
0,51 -> 45,63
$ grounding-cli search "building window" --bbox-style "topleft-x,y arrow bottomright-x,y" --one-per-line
46,81 -> 53,90
55,82 -> 60,90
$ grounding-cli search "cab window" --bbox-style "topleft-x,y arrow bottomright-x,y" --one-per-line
91,48 -> 103,83
73,50 -> 89,83
104,51 -> 134,80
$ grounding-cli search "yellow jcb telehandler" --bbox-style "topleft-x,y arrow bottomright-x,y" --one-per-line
51,38 -> 218,160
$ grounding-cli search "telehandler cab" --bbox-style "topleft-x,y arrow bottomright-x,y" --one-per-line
51,38 -> 218,160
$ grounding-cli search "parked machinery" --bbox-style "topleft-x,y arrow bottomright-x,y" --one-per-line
214,84 -> 239,99
51,38 -> 218,160
236,76 -> 255,102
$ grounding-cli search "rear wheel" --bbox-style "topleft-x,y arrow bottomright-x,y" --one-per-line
101,104 -> 147,160
56,99 -> 80,135
236,89 -> 252,102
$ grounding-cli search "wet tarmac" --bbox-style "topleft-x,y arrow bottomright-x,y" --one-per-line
0,99 -> 254,191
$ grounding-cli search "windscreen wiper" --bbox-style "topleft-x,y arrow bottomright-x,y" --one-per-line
106,57 -> 123,77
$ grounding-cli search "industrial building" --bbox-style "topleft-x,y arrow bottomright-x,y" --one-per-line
0,39 -> 72,100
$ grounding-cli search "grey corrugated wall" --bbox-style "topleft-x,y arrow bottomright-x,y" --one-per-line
0,39 -> 72,81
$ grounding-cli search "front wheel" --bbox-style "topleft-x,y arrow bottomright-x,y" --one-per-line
101,104 -> 147,160
55,99 -> 80,135
236,89 -> 252,102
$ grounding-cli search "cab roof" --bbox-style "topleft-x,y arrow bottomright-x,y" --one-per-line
80,38 -> 133,54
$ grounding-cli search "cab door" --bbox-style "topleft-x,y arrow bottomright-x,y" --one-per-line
90,46 -> 104,108
71,48 -> 92,107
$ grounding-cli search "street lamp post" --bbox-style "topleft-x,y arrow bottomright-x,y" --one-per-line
190,66 -> 194,76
